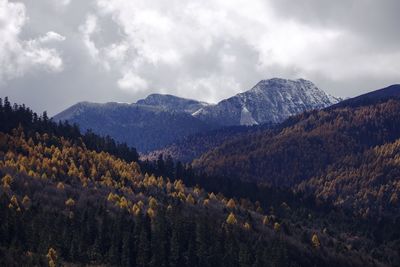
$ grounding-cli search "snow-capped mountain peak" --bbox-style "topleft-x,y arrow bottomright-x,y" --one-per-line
193,78 -> 339,126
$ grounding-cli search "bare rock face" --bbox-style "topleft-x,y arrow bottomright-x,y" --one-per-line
193,78 -> 339,126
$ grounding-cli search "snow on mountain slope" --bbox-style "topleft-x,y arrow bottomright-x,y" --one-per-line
136,94 -> 209,114
194,78 -> 339,126
240,107 -> 258,126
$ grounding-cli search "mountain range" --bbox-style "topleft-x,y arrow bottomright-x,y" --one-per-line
54,78 -> 339,152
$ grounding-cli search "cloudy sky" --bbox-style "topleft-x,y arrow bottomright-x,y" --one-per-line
1,0 -> 399,115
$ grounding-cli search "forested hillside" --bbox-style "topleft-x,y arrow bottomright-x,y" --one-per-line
143,124 -> 273,163
1,98 -> 389,266
0,97 -> 139,163
194,88 -> 400,220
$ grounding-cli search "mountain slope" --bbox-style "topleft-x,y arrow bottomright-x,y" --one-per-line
2,99 -> 386,267
143,123 -> 274,163
136,93 -> 209,113
54,101 -> 215,152
331,84 -> 400,109
299,137 -> 400,217
194,85 -> 400,218
194,78 -> 339,126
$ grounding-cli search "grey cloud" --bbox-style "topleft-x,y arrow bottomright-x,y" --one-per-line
1,0 -> 399,116
269,0 -> 400,50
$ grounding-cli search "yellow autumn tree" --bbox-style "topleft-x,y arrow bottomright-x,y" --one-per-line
226,198 -> 236,209
47,247 -> 57,267
107,192 -> 119,202
390,193 -> 398,205
311,234 -> 321,248
56,182 -> 65,190
119,196 -> 129,209
65,198 -> 75,207
149,197 -> 158,209
274,222 -> 281,232
132,204 -> 141,216
67,162 -> 79,177
22,195 -> 31,209
262,216 -> 270,225
177,192 -> 186,201
209,192 -> 217,200
147,207 -> 155,218
10,195 -> 19,208
226,212 -> 237,225
1,174 -> 13,189
186,194 -> 195,204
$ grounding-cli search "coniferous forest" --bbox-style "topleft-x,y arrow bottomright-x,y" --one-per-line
1,91 -> 400,267
2,0 -> 400,265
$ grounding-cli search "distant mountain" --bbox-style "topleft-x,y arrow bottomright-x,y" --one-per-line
136,93 -> 209,113
54,78 -> 340,153
330,84 -> 400,109
142,79 -> 338,160
194,84 -> 400,218
53,101 -> 215,152
194,78 -> 340,126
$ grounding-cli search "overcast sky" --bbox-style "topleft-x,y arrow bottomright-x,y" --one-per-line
1,0 -> 399,115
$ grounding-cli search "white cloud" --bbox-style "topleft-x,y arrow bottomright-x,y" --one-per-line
79,14 -> 100,61
52,0 -> 71,7
89,0 -> 343,100
61,0 -> 71,5
38,31 -> 66,43
118,71 -> 148,92
176,75 -> 242,104
0,0 -> 65,82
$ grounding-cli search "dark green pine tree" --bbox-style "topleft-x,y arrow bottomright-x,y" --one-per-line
92,208 -> 111,262
169,226 -> 181,267
209,225 -> 224,267
108,212 -> 127,265
121,221 -> 135,267
270,240 -> 289,267
69,218 -> 81,261
185,222 -> 197,267
136,215 -> 151,267
78,210 -> 90,263
223,229 -> 239,267
150,208 -> 168,267
252,240 -> 270,267
168,208 -> 185,267
238,243 -> 253,267
195,217 -> 210,267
